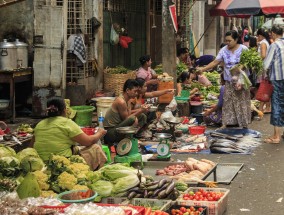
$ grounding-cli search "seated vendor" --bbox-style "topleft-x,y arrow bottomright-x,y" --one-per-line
103,79 -> 148,146
31,97 -> 107,162
177,71 -> 199,99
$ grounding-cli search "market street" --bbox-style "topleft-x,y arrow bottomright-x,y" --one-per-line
6,112 -> 284,215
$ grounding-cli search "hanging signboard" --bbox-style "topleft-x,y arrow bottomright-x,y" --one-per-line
169,5 -> 178,32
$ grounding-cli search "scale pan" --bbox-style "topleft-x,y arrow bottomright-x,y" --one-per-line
154,133 -> 172,139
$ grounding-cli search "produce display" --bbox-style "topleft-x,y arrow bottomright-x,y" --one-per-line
181,188 -> 224,202
203,71 -> 220,84
170,206 -> 206,215
105,65 -> 131,74
177,63 -> 188,77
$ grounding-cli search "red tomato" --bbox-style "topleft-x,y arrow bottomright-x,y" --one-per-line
198,207 -> 204,212
208,197 -> 213,201
196,191 -> 202,196
189,196 -> 194,200
183,194 -> 190,198
183,197 -> 190,200
180,207 -> 187,213
190,206 -> 195,211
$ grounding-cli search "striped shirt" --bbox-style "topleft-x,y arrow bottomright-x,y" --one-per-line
264,38 -> 284,80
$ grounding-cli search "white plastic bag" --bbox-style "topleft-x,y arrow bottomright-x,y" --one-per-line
110,25 -> 119,45
167,98 -> 177,111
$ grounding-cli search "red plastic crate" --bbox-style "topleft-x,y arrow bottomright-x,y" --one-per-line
189,126 -> 206,135
95,203 -> 145,215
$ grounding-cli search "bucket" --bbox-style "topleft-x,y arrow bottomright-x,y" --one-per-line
97,100 -> 113,117
190,101 -> 203,114
71,106 -> 95,126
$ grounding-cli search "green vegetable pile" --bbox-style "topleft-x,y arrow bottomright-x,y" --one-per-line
176,62 -> 188,77
203,71 -> 220,84
190,81 -> 220,99
154,64 -> 163,75
106,66 -> 131,74
239,48 -> 264,76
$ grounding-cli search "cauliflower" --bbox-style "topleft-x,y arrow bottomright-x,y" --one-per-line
72,184 -> 89,190
48,155 -> 71,175
69,155 -> 86,164
57,171 -> 77,190
67,163 -> 90,179
50,155 -> 71,167
41,190 -> 57,198
33,170 -> 50,190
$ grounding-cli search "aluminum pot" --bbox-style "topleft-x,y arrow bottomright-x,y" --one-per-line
14,39 -> 28,68
0,39 -> 17,70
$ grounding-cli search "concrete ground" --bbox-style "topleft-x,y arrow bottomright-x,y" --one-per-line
4,113 -> 284,215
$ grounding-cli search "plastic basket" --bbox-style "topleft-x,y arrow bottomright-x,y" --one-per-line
176,187 -> 230,215
101,197 -> 129,204
167,205 -> 207,215
71,106 -> 95,126
181,90 -> 190,98
57,190 -> 97,204
81,127 -> 95,135
189,126 -> 206,135
39,204 -> 70,213
131,198 -> 173,212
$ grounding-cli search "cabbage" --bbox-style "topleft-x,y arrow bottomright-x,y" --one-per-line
90,180 -> 113,197
102,169 -> 140,181
0,156 -> 21,177
0,145 -> 16,158
112,175 -> 140,194
99,163 -> 141,181
17,148 -> 39,161
20,156 -> 44,173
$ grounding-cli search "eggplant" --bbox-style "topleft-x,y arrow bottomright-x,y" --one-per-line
152,186 -> 166,197
158,179 -> 168,188
158,190 -> 167,199
145,181 -> 159,187
145,183 -> 159,190
143,190 -> 148,197
165,181 -> 175,195
135,193 -> 143,198
127,191 -> 137,199
146,191 -> 154,198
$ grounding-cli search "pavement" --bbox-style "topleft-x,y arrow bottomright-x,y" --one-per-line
4,113 -> 284,215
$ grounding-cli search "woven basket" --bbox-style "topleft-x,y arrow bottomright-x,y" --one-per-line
104,68 -> 136,96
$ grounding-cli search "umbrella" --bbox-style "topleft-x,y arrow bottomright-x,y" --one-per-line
210,0 -> 284,17
262,17 -> 284,29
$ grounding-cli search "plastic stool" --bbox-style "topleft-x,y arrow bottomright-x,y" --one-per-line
102,145 -> 111,163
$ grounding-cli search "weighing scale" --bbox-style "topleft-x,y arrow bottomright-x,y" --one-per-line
114,127 -> 143,166
164,117 -> 182,142
154,133 -> 172,160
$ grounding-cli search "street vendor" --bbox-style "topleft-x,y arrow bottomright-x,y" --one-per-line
176,71 -> 199,99
198,30 -> 251,129
136,55 -> 158,92
103,79 -> 148,146
31,97 -> 107,162
129,77 -> 175,122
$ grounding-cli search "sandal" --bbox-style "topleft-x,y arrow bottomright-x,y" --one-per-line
264,137 -> 280,144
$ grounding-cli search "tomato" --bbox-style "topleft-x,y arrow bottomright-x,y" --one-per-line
180,207 -> 187,213
198,207 -> 204,212
183,194 -> 190,198
183,197 -> 190,200
195,191 -> 202,196
189,206 -> 195,211
208,197 -> 213,201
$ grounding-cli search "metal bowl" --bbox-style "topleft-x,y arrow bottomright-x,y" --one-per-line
154,133 -> 172,139
164,117 -> 182,124
116,126 -> 138,134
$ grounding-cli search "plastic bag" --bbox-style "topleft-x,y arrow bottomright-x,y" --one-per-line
110,25 -> 119,45
255,80 -> 273,102
167,98 -> 177,111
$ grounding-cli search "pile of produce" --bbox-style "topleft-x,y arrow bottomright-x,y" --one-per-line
177,62 -> 188,77
203,71 -> 220,84
154,64 -> 163,75
105,66 -> 131,74
190,82 -> 220,99
181,188 -> 224,202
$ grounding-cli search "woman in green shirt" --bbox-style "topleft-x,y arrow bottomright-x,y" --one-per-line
32,97 -> 106,161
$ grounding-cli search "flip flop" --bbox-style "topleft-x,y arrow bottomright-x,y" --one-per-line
264,137 -> 280,144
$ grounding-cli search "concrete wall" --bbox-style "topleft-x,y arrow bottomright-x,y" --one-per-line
0,0 -> 34,66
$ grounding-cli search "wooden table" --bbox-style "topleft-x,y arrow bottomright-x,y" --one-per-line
0,68 -> 33,122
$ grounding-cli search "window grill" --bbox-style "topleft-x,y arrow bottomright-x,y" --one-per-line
66,0 -> 95,83
103,0 -> 147,13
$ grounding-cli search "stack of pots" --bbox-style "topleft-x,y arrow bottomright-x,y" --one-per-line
0,39 -> 28,70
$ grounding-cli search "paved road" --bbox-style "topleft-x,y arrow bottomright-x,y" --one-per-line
6,114 -> 284,215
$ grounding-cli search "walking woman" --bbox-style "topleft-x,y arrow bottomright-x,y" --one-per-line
198,30 -> 251,129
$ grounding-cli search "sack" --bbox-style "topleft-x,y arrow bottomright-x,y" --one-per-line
80,144 -> 107,170
255,80 -> 273,102
110,25 -> 119,45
